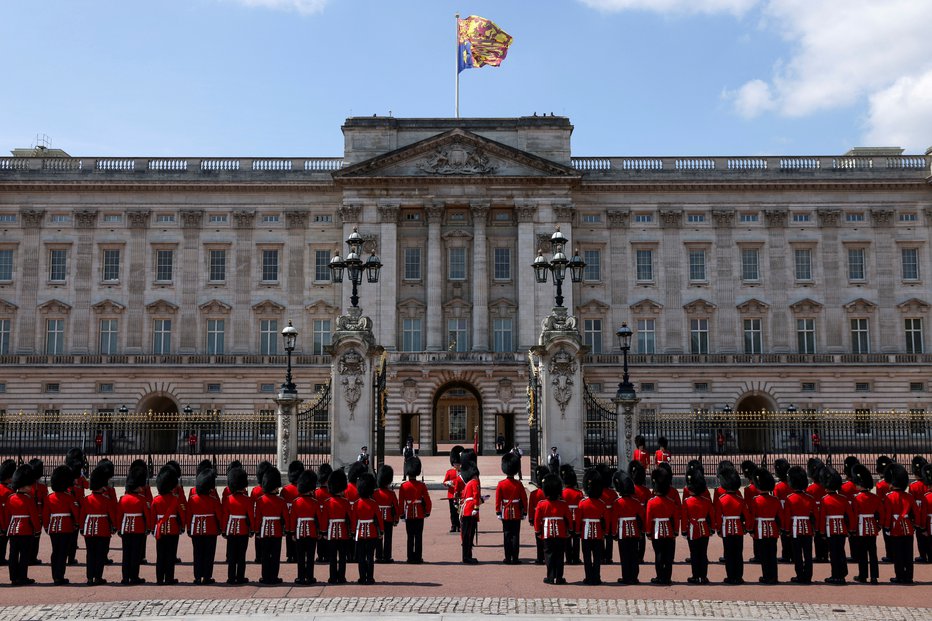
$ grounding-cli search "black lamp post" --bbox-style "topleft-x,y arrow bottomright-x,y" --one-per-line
281,321 -> 298,395
614,322 -> 640,468
183,404 -> 192,417
532,226 -> 585,308
615,323 -> 636,401
329,226 -> 382,308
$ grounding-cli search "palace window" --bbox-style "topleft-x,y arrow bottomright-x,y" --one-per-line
792,213 -> 811,223
794,249 -> 812,281
403,247 -> 421,281
583,249 -> 601,282
402,318 -> 422,352
314,249 -> 331,282
902,248 -> 920,281
0,249 -> 13,281
493,247 -> 511,281
0,319 -> 10,355
635,249 -> 653,282
448,405 -> 467,441
313,319 -> 332,355
796,319 -> 816,354
206,319 -> 225,355
209,249 -> 227,282
102,249 -> 121,282
636,318 -> 655,354
690,318 -> 709,354
634,213 -> 653,224
152,319 -> 172,354
448,247 -> 466,280
261,249 -> 279,282
905,318 -> 923,354
743,318 -> 762,354
49,249 -> 67,282
741,248 -> 760,282
46,319 -> 65,355
259,319 -> 279,355
447,318 -> 468,352
899,212 -> 918,222
850,318 -> 869,354
847,248 -> 866,281
98,319 -> 119,355
688,250 -> 706,282
155,250 -> 174,282
493,318 -> 513,353
583,319 -> 603,354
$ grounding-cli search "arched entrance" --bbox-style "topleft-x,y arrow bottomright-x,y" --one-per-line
432,382 -> 482,455
136,395 -> 180,453
734,393 -> 775,453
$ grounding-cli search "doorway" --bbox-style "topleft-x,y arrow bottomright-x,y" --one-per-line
734,394 -> 774,453
495,413 -> 515,453
433,382 -> 482,455
136,395 -> 180,453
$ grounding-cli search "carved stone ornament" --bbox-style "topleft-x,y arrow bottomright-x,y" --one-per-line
515,204 -> 536,223
659,209 -> 683,228
417,138 -> 497,175
817,209 -> 841,227
553,204 -> 575,222
19,209 -> 45,228
549,348 -> 577,418
402,379 -> 418,405
711,209 -> 735,228
285,210 -> 308,228
535,233 -> 552,253
378,203 -> 400,223
339,348 -> 366,421
73,209 -> 99,229
126,210 -> 151,229
870,209 -> 894,226
607,209 -> 629,227
180,210 -> 204,228
232,210 -> 256,229
335,306 -> 373,333
763,209 -> 787,227
339,204 -> 362,223
540,306 -> 578,336
498,379 -> 514,404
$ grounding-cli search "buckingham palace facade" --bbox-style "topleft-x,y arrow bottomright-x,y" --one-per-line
1,116 -> 931,454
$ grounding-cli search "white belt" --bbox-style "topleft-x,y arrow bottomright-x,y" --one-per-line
825,515 -> 845,535
355,518 -> 375,541
121,512 -> 143,534
48,512 -> 69,533
542,517 -> 562,539
792,515 -> 811,538
328,518 -> 347,540
377,504 -> 393,519
652,517 -> 672,539
756,517 -> 776,539
295,516 -> 315,538
689,517 -> 707,540
6,515 -> 28,536
858,514 -> 878,537
226,514 -> 247,536
617,516 -> 638,539
190,513 -> 214,536
83,513 -> 107,536
722,515 -> 742,536
582,517 -> 601,540
260,516 -> 280,538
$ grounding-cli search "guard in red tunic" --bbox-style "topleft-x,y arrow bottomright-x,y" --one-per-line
289,469 -> 320,584
654,436 -> 671,466
4,466 -> 39,585
65,452 -> 87,566
118,467 -> 152,585
321,468 -> 352,583
577,471 -> 606,585
253,466 -> 288,584
373,465 -> 398,564
715,466 -> 750,585
681,468 -> 713,584
151,466 -> 184,585
527,465 -> 550,565
80,465 -> 118,585
633,435 -> 650,471
611,469 -> 644,585
629,460 -> 651,564
806,458 -> 829,562
533,473 -> 570,584
920,464 -> 932,573
26,459 -> 47,567
841,456 -> 861,501
251,460 -> 272,563
741,461 -> 760,505
398,457 -> 431,564
818,467 -> 852,584
220,459 -> 243,500
681,460 -> 710,501
221,466 -> 254,584
773,459 -> 793,563
909,455 -> 929,564
0,459 -> 16,567
561,466 -> 584,566
188,468 -> 224,585
442,447 -> 462,533
43,465 -> 79,585
459,462 -> 483,564
598,464 -> 620,563
882,463 -> 916,584
281,460 -> 304,564
314,464 -> 334,563
352,472 -> 384,584
782,466 -> 815,584
750,469 -> 782,584
495,452 -> 528,565
849,464 -> 881,583
646,467 -> 677,585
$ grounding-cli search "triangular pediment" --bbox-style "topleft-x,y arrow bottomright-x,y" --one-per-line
630,298 -> 663,314
0,298 -> 18,313
252,299 -> 285,314
146,299 -> 178,314
683,298 -> 717,315
38,299 -> 72,314
334,129 -> 580,180
736,298 -> 769,314
305,300 -> 340,316
577,299 -> 610,315
92,299 -> 126,314
489,298 -> 517,319
897,297 -> 930,313
789,297 -> 823,314
398,297 -> 426,319
844,297 -> 877,314
199,299 -> 232,315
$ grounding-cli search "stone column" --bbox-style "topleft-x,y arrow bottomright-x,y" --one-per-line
124,210 -> 150,353
516,201 -> 537,350
817,209 -> 843,352
607,210 -> 630,330
69,209 -> 98,354
231,210 -> 256,354
284,210 -> 308,334
764,209 -> 790,352
614,395 -> 640,469
378,202 -> 400,350
179,210 -> 203,354
15,209 -> 44,354
712,209 -> 737,353
275,391 -> 302,468
471,201 -> 489,351
535,307 -> 585,474
426,203 -> 444,351
871,209 -> 897,352
659,209 -> 684,353
330,307 -> 382,469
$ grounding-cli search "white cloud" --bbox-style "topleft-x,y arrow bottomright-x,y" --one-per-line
220,0 -> 328,15
727,79 -> 774,118
865,70 -> 932,152
578,0 -> 757,15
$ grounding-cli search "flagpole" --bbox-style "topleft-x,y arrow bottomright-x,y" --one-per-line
454,13 -> 460,118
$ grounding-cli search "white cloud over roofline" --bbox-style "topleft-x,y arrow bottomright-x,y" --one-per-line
218,0 -> 328,15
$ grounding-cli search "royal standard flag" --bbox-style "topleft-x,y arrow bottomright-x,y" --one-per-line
457,15 -> 513,73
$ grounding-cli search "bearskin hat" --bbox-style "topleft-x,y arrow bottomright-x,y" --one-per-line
228,467 -> 248,493
628,460 -> 646,486
774,458 -> 790,482
535,465 -> 550,484
686,459 -> 703,475
196,468 -> 217,496
501,452 -> 521,477
583,469 -> 604,498
596,463 -> 615,489
227,459 -> 243,474
561,465 -> 578,489
317,463 -> 333,486
634,434 -> 646,447
287,460 -> 304,484
376,464 -> 394,489
348,460 -> 368,485
297,469 -> 318,495
328,467 -> 348,496
740,460 -> 758,480
28,458 -> 43,479
0,459 -> 17,482
404,456 -> 422,478
719,467 -> 741,492
883,461 -> 897,485
651,467 -> 671,496
50,465 -> 73,493
788,466 -> 809,492
875,455 -> 892,475
820,466 -> 842,492
356,472 -> 376,499
717,460 -> 735,476
450,445 -> 464,466
657,461 -> 672,477
261,466 -> 282,494
66,447 -> 85,465
657,436 -> 668,449
922,463 -> 932,487
912,455 -> 929,477
11,465 -> 34,490
91,464 -> 113,491
755,469 -> 776,493
852,464 -> 874,490
889,463 -> 910,490
611,469 -> 633,497
542,473 -> 563,501
843,455 -> 860,478
687,470 -> 708,497
165,460 -> 181,477
255,460 -> 271,482
806,458 -> 824,482
197,459 -> 213,475
461,463 -> 479,483
459,448 -> 477,470
126,466 -> 148,493
131,458 -> 147,471
156,467 -> 178,496
64,456 -> 82,480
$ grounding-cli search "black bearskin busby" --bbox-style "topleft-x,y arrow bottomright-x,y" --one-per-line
687,470 -> 708,497
501,452 -> 521,477
629,460 -> 646,486
534,465 -> 550,485
820,466 -> 842,492
450,445 -> 464,466
922,463 -> 932,487
197,458 -> 213,475
28,458 -> 43,481
90,464 -> 111,491
755,469 -> 776,493
788,465 -> 809,492
2,459 -> 21,483
561,465 -> 578,489
126,467 -> 148,493
348,460 -> 368,485
657,461 -> 672,477
376,464 -> 394,489
404,456 -> 422,478
328,467 -> 348,496
542,473 -> 563,501
634,434 -> 646,447
875,455 -> 892,475
740,459 -> 758,481
912,455 -> 929,477
717,460 -> 735,476
686,459 -> 703,475
356,472 -> 376,499
612,468 -> 633,497
288,460 -> 305,484
651,467 -> 671,496
164,459 -> 181,478
255,460 -> 271,484
843,455 -> 860,479
807,458 -> 824,483
50,465 -> 72,493
774,458 -> 790,482
66,447 -> 85,464
297,469 -> 318,495
596,463 -> 615,491
156,467 -> 178,496
261,466 -> 282,494
228,467 -> 248,493
196,468 -> 217,496
461,462 -> 479,483
719,467 -> 741,493
227,459 -> 243,475
585,469 -> 605,499
317,463 -> 333,488
459,448 -> 477,470
852,464 -> 874,490
889,463 -> 909,490
11,465 -> 34,490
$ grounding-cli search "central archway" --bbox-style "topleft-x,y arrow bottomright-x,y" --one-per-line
432,381 -> 483,455
734,393 -> 776,453
136,394 -> 180,453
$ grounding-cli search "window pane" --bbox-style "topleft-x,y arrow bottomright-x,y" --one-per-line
0,249 -> 14,280
690,318 -> 709,354
207,319 -> 225,355
850,318 -> 869,354
102,249 -> 120,281
796,318 -> 815,354
315,250 -> 331,282
153,319 -> 171,354
688,250 -> 705,281
46,319 -> 64,355
262,250 -> 279,281
493,248 -> 511,280
0,319 -> 10,355
448,247 -> 466,280
741,248 -> 759,281
636,319 -> 655,354
906,318 -> 923,354
260,319 -> 279,355
583,319 -> 602,354
635,250 -> 653,281
743,318 -> 762,354
583,250 -> 601,281
902,248 -> 919,280
403,248 -> 421,280
493,318 -> 513,352
447,318 -> 468,351
313,319 -> 332,355
209,250 -> 226,282
156,250 -> 173,281
402,318 -> 422,352
847,249 -> 865,280
794,249 -> 812,280
449,405 -> 466,441
49,249 -> 67,281
99,319 -> 118,355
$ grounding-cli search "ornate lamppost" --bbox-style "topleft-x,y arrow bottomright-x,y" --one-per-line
614,323 -> 640,468
532,225 -> 585,310
281,321 -> 298,395
329,226 -> 382,310
275,321 -> 301,467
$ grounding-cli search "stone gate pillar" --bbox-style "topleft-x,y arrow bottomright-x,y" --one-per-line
535,306 -> 585,474
275,392 -> 301,468
330,307 -> 382,469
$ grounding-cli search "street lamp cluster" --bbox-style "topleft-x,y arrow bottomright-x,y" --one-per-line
532,226 -> 585,308
328,226 -> 382,309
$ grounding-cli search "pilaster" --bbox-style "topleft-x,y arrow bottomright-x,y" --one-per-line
516,201 -> 537,350
471,201 -> 489,351
15,210 -> 43,353
232,210 -> 256,353
378,202 -> 400,350
70,209 -> 98,354
426,203 -> 444,351
764,209 -> 790,352
125,211 -> 150,353
179,210 -> 203,353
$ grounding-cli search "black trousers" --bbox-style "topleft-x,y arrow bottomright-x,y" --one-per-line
226,535 -> 249,582
259,537 -> 282,582
295,537 -> 317,582
27,533 -> 40,566
889,534 -> 914,583
566,534 -> 580,564
637,533 -> 646,563
618,537 -> 640,583
405,518 -> 424,562
916,531 -> 930,562
602,535 -> 613,563
850,535 -> 878,580
67,531 -> 79,563
0,534 -> 7,564
49,533 -> 70,582
357,538 -> 377,582
155,535 -> 179,583
502,519 -> 521,562
285,534 -> 295,562
254,535 -> 264,563
581,538 -> 602,583
827,534 -> 848,580
448,498 -> 460,531
790,535 -> 813,582
85,536 -> 111,581
651,538 -> 675,583
329,539 -> 350,582
461,516 -> 477,561
814,533 -> 828,561
543,538 -> 566,581
376,523 -> 394,561
722,535 -> 744,582
534,531 -> 545,562
7,536 -> 32,583
779,531 -> 792,561
687,537 -> 709,580
192,535 -> 218,581
121,533 -> 146,582
757,537 -> 778,582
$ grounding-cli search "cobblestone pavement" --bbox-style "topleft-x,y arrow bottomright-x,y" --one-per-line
0,597 -> 930,621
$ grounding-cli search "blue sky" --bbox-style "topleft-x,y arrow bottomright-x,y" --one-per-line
1,1 -> 929,157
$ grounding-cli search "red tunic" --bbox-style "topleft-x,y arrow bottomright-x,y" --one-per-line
645,494 -> 678,539
749,493 -> 782,539
634,483 -> 652,507
30,482 -> 48,515
314,487 -> 333,504
882,490 -> 916,537
714,490 -> 750,536
633,449 -> 650,470
442,468 -> 459,499
43,490 -> 79,534
222,490 -> 254,536
253,492 -> 288,538
817,491 -> 852,536
562,487 -> 584,526
774,481 -> 792,507
398,480 -> 432,519
875,480 -> 891,497
682,486 -> 712,502
575,496 -> 606,540
372,488 -> 399,526
743,483 -> 760,505
527,488 -> 544,526
351,497 -> 385,540
654,449 -> 671,464
611,495 -> 644,540
665,486 -> 682,508
345,483 -> 359,506
840,480 -> 859,501
187,491 -> 224,537
4,491 -> 40,536
495,477 -> 528,521
280,483 -> 300,510
782,491 -> 815,537
460,478 -> 482,520
921,490 -> 932,535
288,495 -> 321,539
151,493 -> 185,538
849,490 -> 882,537
534,498 -> 571,539
117,491 -> 153,535
321,495 -> 352,540
601,488 -> 620,517
681,493 -> 714,540
80,490 -> 118,537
